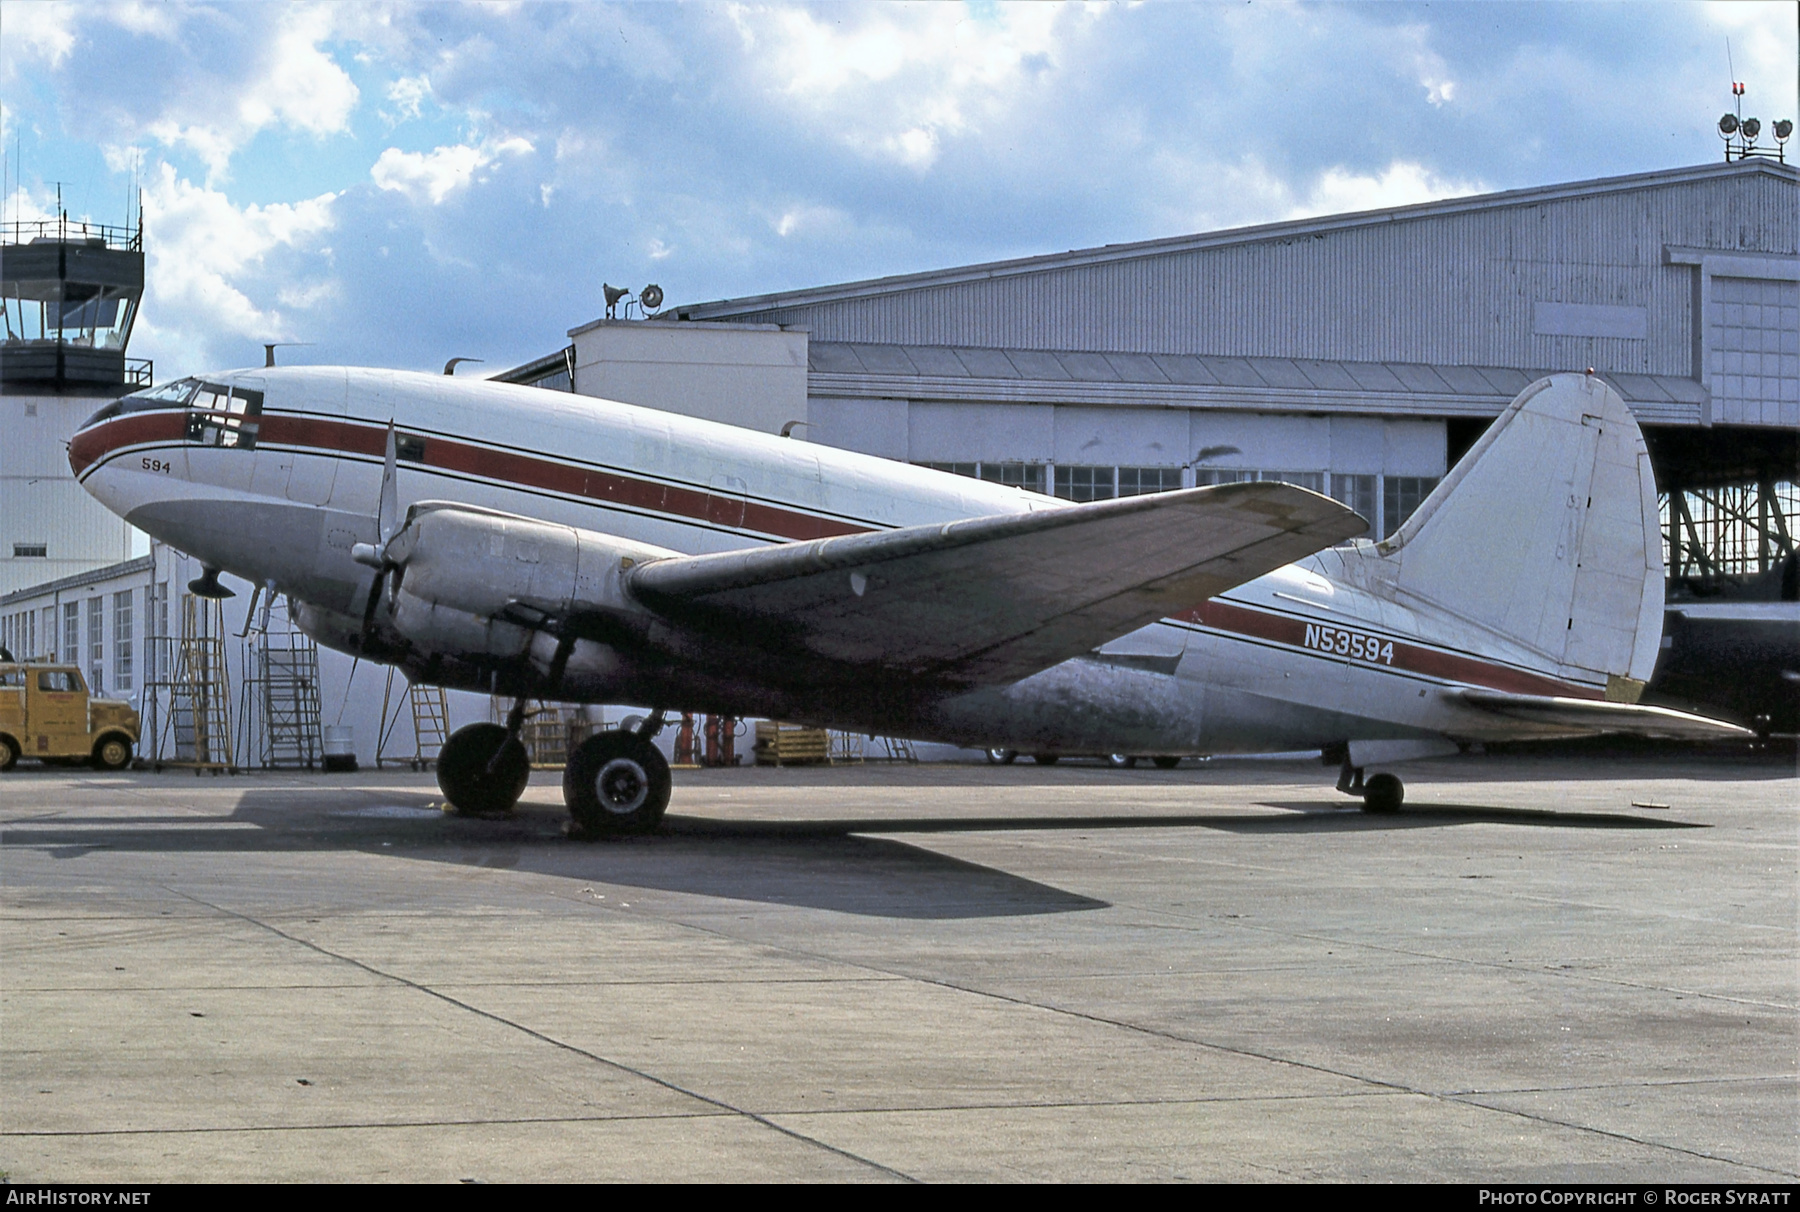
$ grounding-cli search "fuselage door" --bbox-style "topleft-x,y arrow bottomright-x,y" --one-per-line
275,370 -> 346,507
706,472 -> 748,536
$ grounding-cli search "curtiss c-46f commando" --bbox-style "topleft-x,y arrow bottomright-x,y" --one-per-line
70,368 -> 1747,833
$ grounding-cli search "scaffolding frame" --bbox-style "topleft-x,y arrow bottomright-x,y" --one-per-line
144,595 -> 235,772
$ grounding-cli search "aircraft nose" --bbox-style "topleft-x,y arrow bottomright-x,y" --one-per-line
68,398 -> 127,477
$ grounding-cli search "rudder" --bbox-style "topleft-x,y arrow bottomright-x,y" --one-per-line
1369,373 -> 1662,696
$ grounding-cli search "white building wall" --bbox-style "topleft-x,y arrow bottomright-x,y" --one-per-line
907,402 -> 1053,463
568,319 -> 809,435
807,396 -> 908,460
1052,406 -> 1188,468
1,393 -> 146,595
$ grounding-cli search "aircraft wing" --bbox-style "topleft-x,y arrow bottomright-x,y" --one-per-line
1451,690 -> 1753,740
627,481 -> 1365,685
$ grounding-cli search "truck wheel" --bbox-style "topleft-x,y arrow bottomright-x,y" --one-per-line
93,736 -> 133,770
0,736 -> 17,772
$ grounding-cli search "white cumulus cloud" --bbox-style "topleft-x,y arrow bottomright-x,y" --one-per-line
134,163 -> 338,371
1,2 -> 78,72
371,137 -> 533,205
1291,161 -> 1486,219
727,1 -> 1092,170
386,75 -> 432,121
139,4 -> 359,180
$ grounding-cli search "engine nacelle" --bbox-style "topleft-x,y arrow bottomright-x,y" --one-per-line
381,502 -> 676,662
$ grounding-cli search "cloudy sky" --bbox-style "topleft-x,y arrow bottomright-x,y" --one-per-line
4,1 -> 1794,379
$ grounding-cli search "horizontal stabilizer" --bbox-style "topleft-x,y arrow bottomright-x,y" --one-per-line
1453,690 -> 1753,741
628,481 -> 1366,685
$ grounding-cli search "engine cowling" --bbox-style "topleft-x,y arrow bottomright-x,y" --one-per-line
378,501 -> 676,662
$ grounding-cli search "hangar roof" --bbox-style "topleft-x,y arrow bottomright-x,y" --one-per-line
673,160 -> 1796,322
807,341 -> 1709,424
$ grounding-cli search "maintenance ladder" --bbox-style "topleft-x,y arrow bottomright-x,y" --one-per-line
377,669 -> 451,770
247,628 -> 322,769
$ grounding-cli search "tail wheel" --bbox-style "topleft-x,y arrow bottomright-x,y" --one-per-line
93,736 -> 133,770
1362,772 -> 1404,814
0,736 -> 18,772
1152,756 -> 1181,770
565,730 -> 671,838
437,723 -> 530,816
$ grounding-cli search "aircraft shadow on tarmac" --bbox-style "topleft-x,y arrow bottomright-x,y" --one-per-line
5,793 -> 1109,921
3,789 -> 1700,919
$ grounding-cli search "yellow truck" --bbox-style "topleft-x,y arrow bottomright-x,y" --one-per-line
0,657 -> 140,772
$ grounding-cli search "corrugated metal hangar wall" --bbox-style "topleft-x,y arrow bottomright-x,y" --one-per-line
678,162 -> 1793,397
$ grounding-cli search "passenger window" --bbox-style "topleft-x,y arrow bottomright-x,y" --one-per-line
185,383 -> 264,450
37,671 -> 79,693
0,669 -> 23,688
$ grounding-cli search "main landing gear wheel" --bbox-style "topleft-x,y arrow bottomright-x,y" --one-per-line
1362,772 -> 1405,815
437,723 -> 530,817
564,730 -> 672,838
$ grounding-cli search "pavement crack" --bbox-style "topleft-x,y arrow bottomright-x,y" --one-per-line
159,885 -> 918,1183
638,907 -> 1797,1180
1108,901 -> 1800,1012
2,1111 -> 733,1138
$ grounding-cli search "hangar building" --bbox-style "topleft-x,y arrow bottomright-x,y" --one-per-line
510,159 -> 1798,568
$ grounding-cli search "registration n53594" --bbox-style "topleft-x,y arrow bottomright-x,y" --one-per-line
1304,622 -> 1395,665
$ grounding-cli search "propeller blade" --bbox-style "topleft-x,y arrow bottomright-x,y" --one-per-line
378,420 -> 400,547
360,569 -> 387,645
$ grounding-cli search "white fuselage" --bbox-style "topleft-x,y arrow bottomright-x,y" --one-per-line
71,367 -> 1607,755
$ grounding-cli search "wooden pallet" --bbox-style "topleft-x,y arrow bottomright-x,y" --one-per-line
753,720 -> 831,766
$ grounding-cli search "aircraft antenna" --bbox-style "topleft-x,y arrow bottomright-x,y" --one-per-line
262,341 -> 315,367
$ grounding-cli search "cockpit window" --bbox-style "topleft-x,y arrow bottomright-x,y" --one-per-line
81,377 -> 200,429
183,382 -> 263,450
138,378 -> 201,406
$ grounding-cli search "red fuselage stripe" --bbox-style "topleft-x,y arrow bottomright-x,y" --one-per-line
68,411 -> 186,475
76,411 -> 872,542
1178,599 -> 1601,700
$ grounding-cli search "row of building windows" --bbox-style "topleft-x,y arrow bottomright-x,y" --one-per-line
913,462 -> 1438,538
1,584 -> 168,696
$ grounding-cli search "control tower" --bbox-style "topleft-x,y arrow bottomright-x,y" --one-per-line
1,202 -> 152,595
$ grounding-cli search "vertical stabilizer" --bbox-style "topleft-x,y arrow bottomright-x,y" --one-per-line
1366,374 -> 1663,695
